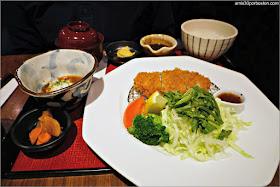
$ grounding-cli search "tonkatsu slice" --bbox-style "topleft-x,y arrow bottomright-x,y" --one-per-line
133,72 -> 162,98
133,68 -> 211,98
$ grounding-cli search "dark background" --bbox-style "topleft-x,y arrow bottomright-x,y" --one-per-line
172,1 -> 279,108
2,1 -> 279,108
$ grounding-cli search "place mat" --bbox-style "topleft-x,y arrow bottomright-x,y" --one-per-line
7,62 -> 120,176
6,50 -> 234,178
11,119 -> 107,172
106,50 -> 235,73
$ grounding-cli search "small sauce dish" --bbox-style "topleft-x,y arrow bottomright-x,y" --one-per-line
213,88 -> 245,114
140,34 -> 177,56
105,41 -> 142,65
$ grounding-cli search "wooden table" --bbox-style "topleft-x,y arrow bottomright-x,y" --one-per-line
1,54 -> 279,186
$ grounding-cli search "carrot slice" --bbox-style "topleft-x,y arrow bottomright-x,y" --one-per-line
29,126 -> 42,145
123,97 -> 145,128
37,131 -> 52,144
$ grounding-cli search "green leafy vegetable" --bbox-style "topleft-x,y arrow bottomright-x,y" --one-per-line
160,97 -> 253,161
127,114 -> 170,145
161,86 -> 223,134
218,129 -> 232,140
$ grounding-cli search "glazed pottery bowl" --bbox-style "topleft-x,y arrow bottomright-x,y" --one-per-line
181,19 -> 238,61
140,34 -> 177,56
105,41 -> 142,64
15,49 -> 97,110
55,21 -> 104,62
214,88 -> 246,114
10,108 -> 72,153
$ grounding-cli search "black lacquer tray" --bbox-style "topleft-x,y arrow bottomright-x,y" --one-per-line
1,75 -> 112,179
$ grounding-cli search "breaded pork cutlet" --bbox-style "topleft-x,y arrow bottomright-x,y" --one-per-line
172,68 -> 187,94
189,72 -> 211,91
133,68 -> 211,98
181,70 -> 195,90
133,72 -> 162,98
161,70 -> 176,93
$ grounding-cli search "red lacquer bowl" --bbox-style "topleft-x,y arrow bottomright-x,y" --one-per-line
55,21 -> 104,62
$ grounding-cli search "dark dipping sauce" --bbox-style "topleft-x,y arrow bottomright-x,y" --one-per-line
217,92 -> 243,104
150,44 -> 170,50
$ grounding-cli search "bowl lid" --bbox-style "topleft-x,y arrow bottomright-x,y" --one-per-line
55,21 -> 103,49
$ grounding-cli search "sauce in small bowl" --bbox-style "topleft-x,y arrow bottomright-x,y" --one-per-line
213,88 -> 245,114
217,92 -> 243,103
140,34 -> 177,56
150,44 -> 171,51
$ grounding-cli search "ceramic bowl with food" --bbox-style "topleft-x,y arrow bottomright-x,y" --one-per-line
105,41 -> 142,64
140,34 -> 177,56
214,88 -> 246,114
181,19 -> 238,61
10,108 -> 72,153
15,49 -> 97,110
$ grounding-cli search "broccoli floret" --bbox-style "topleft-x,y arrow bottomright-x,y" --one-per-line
127,114 -> 170,145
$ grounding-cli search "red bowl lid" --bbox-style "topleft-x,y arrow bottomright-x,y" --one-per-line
55,21 -> 103,50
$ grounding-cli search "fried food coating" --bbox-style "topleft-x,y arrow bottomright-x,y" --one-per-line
161,70 -> 176,93
133,68 -> 211,97
181,70 -> 195,90
191,72 -> 211,91
172,68 -> 187,94
133,72 -> 162,98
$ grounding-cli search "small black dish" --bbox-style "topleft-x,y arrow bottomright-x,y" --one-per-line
10,108 -> 72,154
105,41 -> 142,65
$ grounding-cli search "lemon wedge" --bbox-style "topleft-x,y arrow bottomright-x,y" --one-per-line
145,91 -> 168,115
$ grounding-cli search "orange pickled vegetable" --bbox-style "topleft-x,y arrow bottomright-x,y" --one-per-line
38,116 -> 62,137
29,110 -> 62,145
123,97 -> 145,128
37,131 -> 52,144
42,109 -> 53,118
29,126 -> 42,145
36,140 -> 43,145
36,109 -> 53,129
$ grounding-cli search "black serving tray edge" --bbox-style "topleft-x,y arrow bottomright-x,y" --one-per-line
1,94 -> 112,179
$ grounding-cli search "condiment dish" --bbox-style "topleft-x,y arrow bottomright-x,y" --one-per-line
105,41 -> 142,65
10,108 -> 72,154
15,49 -> 97,110
140,34 -> 177,56
214,88 -> 245,114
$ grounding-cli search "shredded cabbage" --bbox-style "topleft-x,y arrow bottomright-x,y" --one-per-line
160,98 -> 253,161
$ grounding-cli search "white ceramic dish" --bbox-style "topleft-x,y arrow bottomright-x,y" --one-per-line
83,56 -> 279,186
214,88 -> 246,114
140,34 -> 177,56
181,19 -> 238,61
15,49 -> 97,109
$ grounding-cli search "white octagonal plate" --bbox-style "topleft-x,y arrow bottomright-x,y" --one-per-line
83,56 -> 279,186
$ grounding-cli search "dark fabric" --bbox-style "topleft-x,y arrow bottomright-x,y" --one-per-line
171,2 -> 279,108
2,1 -> 175,55
1,1 -> 279,107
